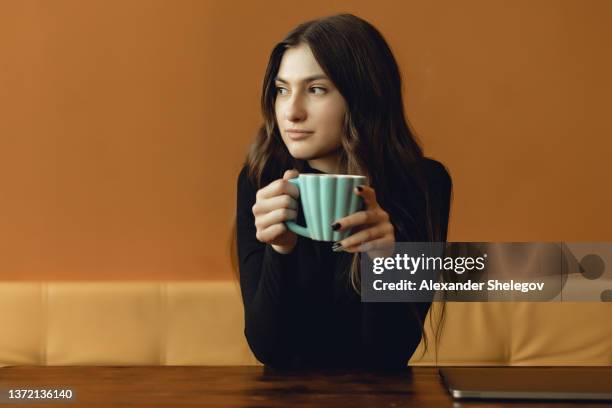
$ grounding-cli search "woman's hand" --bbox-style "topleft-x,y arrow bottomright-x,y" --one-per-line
252,169 -> 300,254
331,185 -> 395,259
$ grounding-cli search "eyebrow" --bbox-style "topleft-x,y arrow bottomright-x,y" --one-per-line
274,75 -> 329,84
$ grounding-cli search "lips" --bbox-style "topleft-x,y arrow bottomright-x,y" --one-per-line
286,129 -> 314,140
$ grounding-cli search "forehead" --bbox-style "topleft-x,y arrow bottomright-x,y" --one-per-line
276,43 -> 326,81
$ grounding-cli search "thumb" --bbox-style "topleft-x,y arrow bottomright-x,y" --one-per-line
283,169 -> 299,180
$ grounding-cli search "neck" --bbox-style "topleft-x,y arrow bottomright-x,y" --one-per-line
308,152 -> 341,174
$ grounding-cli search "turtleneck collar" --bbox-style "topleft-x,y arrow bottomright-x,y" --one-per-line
303,161 -> 326,174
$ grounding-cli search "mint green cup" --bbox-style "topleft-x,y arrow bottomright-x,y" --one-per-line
284,174 -> 367,242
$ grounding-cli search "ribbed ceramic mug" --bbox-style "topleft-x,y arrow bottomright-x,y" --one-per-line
284,174 -> 367,242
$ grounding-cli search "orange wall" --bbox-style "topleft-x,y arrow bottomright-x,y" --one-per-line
1,0 -> 610,280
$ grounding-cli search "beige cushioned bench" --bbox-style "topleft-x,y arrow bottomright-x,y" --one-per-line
1,282 -> 610,366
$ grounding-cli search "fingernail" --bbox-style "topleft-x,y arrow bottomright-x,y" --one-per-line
332,245 -> 344,252
332,241 -> 342,248
331,222 -> 341,231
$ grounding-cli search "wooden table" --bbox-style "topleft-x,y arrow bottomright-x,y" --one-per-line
0,366 -> 608,407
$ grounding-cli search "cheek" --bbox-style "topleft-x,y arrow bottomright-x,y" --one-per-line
274,100 -> 282,122
316,101 -> 346,138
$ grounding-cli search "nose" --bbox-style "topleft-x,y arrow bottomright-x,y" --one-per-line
284,93 -> 307,123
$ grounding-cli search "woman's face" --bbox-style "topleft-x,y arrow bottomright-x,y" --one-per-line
274,43 -> 347,163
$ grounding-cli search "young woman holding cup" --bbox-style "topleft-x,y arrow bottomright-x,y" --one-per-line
234,14 -> 452,370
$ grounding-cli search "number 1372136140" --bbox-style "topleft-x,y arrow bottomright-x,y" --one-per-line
4,388 -> 75,402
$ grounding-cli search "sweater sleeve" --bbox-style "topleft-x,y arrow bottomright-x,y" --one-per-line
361,302 -> 431,369
235,166 -> 299,368
361,158 -> 452,369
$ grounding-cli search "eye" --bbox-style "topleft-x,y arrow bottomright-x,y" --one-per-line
275,86 -> 288,96
310,86 -> 327,95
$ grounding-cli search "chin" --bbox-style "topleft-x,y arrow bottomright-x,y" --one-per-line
286,146 -> 319,161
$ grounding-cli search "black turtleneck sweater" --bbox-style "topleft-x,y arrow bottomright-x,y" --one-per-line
236,158 -> 452,370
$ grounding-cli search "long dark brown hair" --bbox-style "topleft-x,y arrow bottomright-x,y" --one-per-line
230,13 -> 446,360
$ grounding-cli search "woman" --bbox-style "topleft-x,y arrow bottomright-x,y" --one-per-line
235,13 -> 452,370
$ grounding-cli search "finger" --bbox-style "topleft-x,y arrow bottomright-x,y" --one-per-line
252,194 -> 298,215
257,176 -> 299,200
255,208 -> 297,230
359,235 -> 395,252
347,236 -> 396,256
283,169 -> 299,180
354,184 -> 379,209
332,209 -> 388,231
257,223 -> 288,243
335,223 -> 393,250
